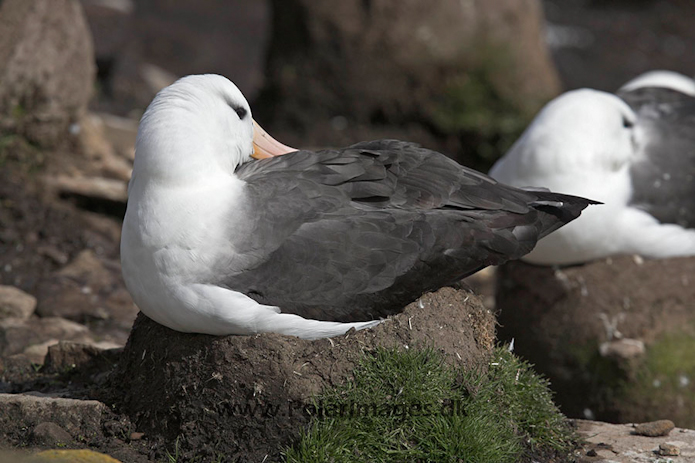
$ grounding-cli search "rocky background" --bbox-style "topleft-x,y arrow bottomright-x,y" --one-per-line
1,0 -> 695,461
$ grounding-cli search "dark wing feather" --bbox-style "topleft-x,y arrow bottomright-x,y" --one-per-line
226,140 -> 594,322
619,88 -> 695,227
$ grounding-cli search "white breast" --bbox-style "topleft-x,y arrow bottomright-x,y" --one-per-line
121,173 -> 249,325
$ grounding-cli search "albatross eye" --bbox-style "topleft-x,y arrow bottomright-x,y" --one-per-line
622,116 -> 634,128
233,106 -> 248,120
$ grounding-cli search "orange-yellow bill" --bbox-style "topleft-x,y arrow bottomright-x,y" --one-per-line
252,120 -> 297,159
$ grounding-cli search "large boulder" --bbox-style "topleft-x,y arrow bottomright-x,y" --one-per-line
496,256 -> 695,427
113,287 -> 496,462
255,0 -> 560,168
0,0 -> 95,147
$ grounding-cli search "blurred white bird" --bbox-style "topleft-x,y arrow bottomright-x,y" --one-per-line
619,70 -> 695,96
490,77 -> 695,265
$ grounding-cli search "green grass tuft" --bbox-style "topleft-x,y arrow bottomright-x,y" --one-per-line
285,346 -> 576,463
466,349 -> 578,455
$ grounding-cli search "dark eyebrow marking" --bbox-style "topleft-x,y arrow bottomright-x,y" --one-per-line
232,105 -> 247,120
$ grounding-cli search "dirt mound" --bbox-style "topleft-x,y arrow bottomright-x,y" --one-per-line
112,287 -> 496,462
496,255 -> 695,427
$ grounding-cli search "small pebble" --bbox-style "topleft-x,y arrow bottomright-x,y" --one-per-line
599,338 -> 645,359
633,419 -> 675,437
658,442 -> 680,456
586,448 -> 597,457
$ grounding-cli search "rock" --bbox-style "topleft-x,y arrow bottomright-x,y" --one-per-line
113,287 -> 496,462
599,338 -> 645,360
31,421 -> 73,446
591,449 -> 616,460
0,354 -> 36,381
43,341 -> 122,374
76,114 -> 133,182
45,176 -> 128,204
35,250 -> 137,331
576,420 -> 695,463
658,442 -> 680,456
0,0 -> 95,147
20,339 -> 119,368
0,393 -> 106,440
633,420 -> 675,437
59,250 -> 111,282
22,339 -> 60,365
80,213 -> 124,249
0,317 -> 92,357
95,113 -> 137,162
496,256 -> 695,427
34,449 -> 122,462
77,114 -> 115,161
0,285 -> 37,320
36,246 -> 70,266
256,0 -> 560,169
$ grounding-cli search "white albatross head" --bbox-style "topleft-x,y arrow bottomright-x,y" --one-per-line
489,88 -> 638,189
132,74 -> 295,185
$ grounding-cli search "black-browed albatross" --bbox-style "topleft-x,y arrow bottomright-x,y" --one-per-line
490,80 -> 695,266
121,74 -> 595,339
